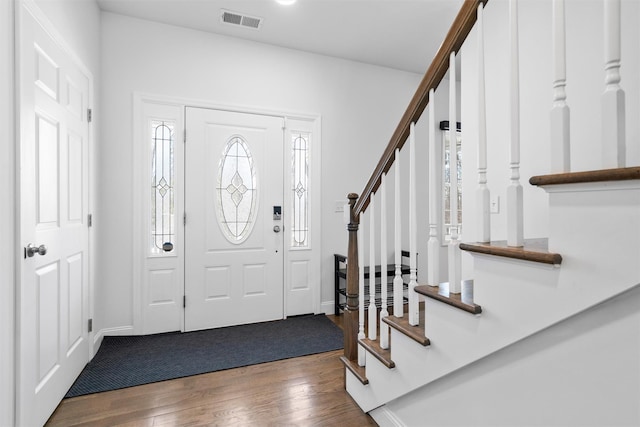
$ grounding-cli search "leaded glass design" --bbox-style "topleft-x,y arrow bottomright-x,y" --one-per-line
291,133 -> 309,247
216,136 -> 257,243
151,120 -> 175,253
443,130 -> 462,239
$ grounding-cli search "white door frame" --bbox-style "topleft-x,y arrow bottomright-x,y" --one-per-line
1,0 -> 16,425
14,0 -> 96,423
133,93 -> 322,334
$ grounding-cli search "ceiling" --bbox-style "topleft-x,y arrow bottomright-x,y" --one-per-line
96,0 -> 464,74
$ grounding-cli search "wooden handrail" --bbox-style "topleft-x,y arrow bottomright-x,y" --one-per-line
343,0 -> 488,365
529,166 -> 640,186
353,0 -> 488,216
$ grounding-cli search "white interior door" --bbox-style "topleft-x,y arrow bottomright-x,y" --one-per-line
185,108 -> 284,331
18,5 -> 91,426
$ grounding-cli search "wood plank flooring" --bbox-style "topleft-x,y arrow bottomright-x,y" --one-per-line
46,315 -> 376,426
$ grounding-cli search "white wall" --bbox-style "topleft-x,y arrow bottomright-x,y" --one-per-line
461,0 -> 640,246
1,1 -> 15,425
98,12 -> 422,330
377,284 -> 640,427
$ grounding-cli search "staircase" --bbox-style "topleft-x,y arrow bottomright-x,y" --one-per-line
340,1 -> 640,425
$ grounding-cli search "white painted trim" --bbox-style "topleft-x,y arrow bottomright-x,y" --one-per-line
92,326 -> 135,354
132,92 -> 323,332
320,300 -> 335,315
132,94 -> 143,334
133,96 -> 185,335
1,0 -> 15,425
134,91 -> 322,123
536,180 -> 640,194
12,4 -> 25,425
283,116 -> 323,316
370,405 -> 406,427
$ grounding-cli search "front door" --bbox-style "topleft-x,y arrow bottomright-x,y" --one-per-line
18,5 -> 91,426
184,108 -> 284,331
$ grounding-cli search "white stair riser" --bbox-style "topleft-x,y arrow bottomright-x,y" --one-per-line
546,183 -> 640,287
349,244 -> 639,411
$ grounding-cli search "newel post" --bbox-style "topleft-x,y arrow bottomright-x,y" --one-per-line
344,193 -> 360,361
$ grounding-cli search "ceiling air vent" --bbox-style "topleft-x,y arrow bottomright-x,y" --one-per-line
221,10 -> 263,30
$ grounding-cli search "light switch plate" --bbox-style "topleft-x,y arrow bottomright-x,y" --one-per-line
490,196 -> 500,214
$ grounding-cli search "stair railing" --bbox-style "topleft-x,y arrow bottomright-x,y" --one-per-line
342,0 -> 488,363
343,0 -> 640,367
341,5 -> 640,413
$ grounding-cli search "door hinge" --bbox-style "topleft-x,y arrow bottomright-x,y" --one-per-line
87,108 -> 92,123
88,213 -> 93,227
183,295 -> 186,308
183,212 -> 186,226
88,318 -> 93,333
183,129 -> 186,143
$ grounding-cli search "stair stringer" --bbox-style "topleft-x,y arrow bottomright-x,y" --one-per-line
371,283 -> 640,427
345,180 -> 640,412
348,259 -> 639,412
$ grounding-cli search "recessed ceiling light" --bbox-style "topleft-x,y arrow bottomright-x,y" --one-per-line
275,0 -> 297,5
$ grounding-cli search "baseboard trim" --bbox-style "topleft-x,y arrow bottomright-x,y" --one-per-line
320,300 -> 335,315
370,405 -> 405,427
93,326 -> 134,353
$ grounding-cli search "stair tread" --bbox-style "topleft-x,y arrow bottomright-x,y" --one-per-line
415,280 -> 482,314
359,337 -> 395,369
460,238 -> 562,265
530,166 -> 640,186
382,309 -> 430,346
340,356 -> 369,385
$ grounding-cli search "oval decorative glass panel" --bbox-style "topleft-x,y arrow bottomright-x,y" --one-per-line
216,135 -> 258,244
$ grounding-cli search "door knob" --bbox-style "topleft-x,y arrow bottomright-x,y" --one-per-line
273,225 -> 281,233
26,244 -> 47,257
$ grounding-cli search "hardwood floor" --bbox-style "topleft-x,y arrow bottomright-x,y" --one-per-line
46,315 -> 376,426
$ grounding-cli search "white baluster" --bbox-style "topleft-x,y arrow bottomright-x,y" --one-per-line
393,149 -> 404,318
368,194 -> 377,340
409,122 -> 419,326
448,52 -> 462,294
477,2 -> 491,243
551,0 -> 571,173
379,174 -> 389,349
507,0 -> 524,248
358,226 -> 366,366
428,89 -> 440,285
602,0 -> 626,168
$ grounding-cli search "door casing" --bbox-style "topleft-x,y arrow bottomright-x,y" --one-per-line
133,93 -> 322,336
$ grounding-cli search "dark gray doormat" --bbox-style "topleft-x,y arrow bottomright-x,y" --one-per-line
66,314 -> 343,397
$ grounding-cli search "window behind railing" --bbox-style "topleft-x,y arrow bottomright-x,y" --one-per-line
443,127 -> 462,240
